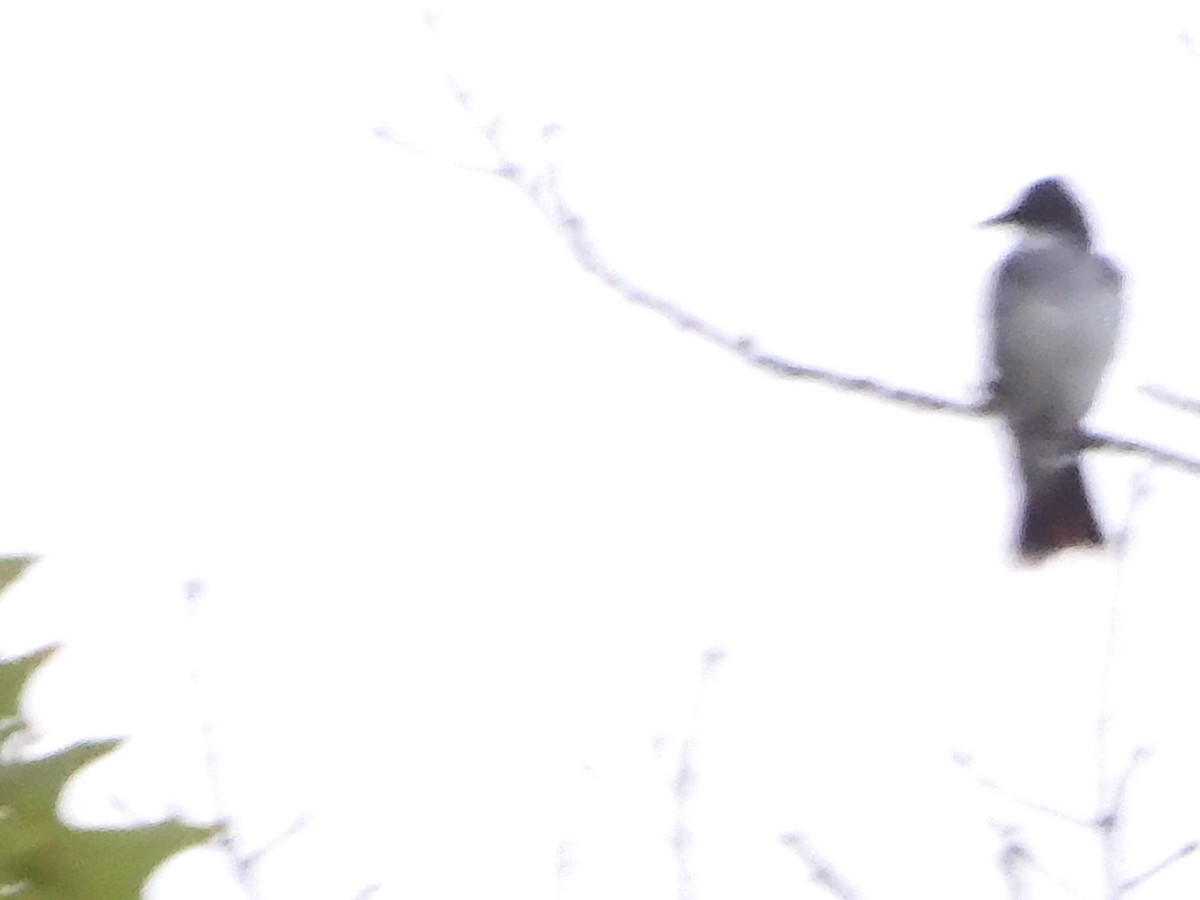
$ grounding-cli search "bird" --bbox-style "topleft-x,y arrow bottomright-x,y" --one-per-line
982,178 -> 1123,563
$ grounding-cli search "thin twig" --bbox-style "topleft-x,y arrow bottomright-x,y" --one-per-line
1110,748 -> 1152,815
1019,849 -> 1085,898
672,737 -> 695,900
182,581 -> 255,897
994,824 -> 1084,899
1096,459 -> 1145,900
781,833 -> 862,900
240,814 -> 311,869
182,581 -> 318,900
671,648 -> 726,900
1083,431 -> 1200,475
953,754 -> 1091,828
1139,384 -> 1200,416
1112,464 -> 1155,558
373,127 -> 504,178
1121,841 -> 1199,893
996,826 -> 1029,900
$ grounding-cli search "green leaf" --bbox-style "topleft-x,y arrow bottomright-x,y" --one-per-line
0,556 -> 36,597
0,740 -> 221,899
0,740 -> 122,823
0,645 -> 59,724
6,819 -> 221,900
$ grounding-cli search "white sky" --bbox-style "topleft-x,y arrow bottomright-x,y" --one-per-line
3,2 -> 1200,898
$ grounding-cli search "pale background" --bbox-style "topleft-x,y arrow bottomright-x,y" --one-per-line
1,2 -> 1200,898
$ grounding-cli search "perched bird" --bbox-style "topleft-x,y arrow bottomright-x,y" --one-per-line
983,178 -> 1123,563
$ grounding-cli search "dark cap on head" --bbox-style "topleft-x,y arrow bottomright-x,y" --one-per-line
982,178 -> 1091,248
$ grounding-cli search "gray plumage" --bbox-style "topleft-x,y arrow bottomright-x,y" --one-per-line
984,179 -> 1123,562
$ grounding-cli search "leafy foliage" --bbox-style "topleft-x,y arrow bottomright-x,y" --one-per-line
0,556 -> 219,898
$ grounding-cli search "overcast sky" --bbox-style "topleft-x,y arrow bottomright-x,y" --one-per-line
3,2 -> 1200,899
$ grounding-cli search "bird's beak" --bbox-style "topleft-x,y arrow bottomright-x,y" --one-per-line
979,209 -> 1016,229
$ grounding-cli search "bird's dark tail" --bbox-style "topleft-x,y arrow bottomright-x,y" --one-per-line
1019,463 -> 1104,563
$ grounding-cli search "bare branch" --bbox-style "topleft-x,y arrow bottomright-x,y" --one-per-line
1082,431 -> 1200,475
672,736 -> 695,900
378,85 -> 1200,477
962,743 -> 1194,898
373,127 -> 504,178
1140,384 -> 1200,416
994,824 -> 1084,899
1109,748 -> 1153,817
670,648 -> 726,900
386,13 -> 1200,475
240,813 -> 311,869
953,753 -> 1091,828
781,833 -> 862,900
1121,841 -> 1200,894
182,580 -> 318,900
1094,520 -> 1145,900
996,826 -> 1029,900
1111,465 -> 1156,559
182,584 -> 251,890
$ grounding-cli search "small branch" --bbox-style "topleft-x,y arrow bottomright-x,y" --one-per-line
672,736 -> 695,900
962,746 -> 1196,897
1112,464 -> 1155,558
670,648 -> 726,900
953,753 -> 1091,828
378,91 -> 1200,477
994,824 -> 1083,899
1082,430 -> 1200,476
1121,841 -> 1199,894
1140,384 -> 1200,416
781,833 -> 862,900
240,813 -> 311,869
372,127 -> 503,178
182,581 -> 317,900
183,581 -> 249,892
1109,748 -> 1152,816
996,826 -> 1029,900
